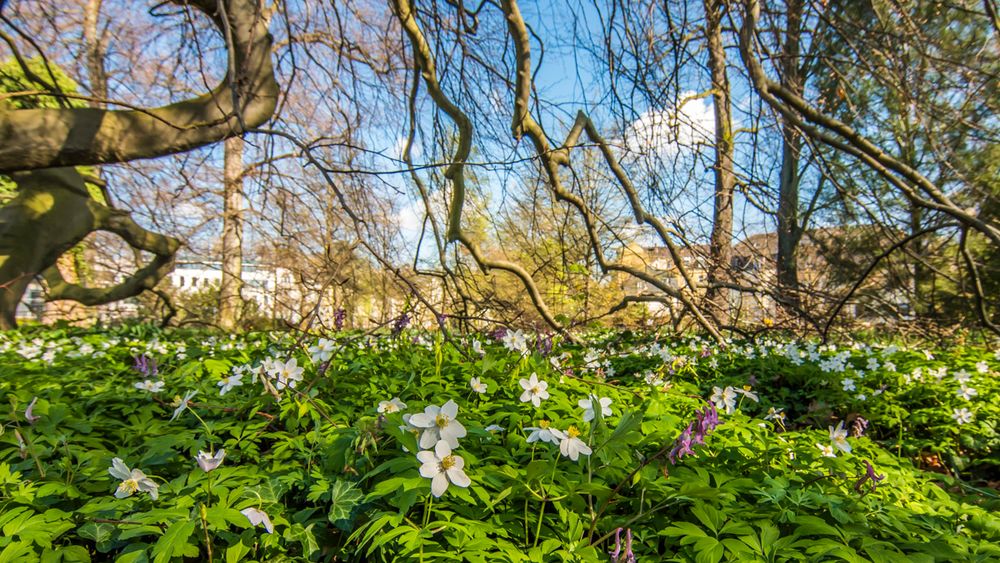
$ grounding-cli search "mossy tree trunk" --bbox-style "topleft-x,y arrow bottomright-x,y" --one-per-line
0,0 -> 277,328
0,168 -> 180,328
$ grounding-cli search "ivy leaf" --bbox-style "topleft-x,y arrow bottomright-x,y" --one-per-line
328,480 -> 363,527
285,523 -> 320,557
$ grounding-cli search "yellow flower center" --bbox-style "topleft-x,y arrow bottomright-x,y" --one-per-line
531,385 -> 541,394
567,426 -> 581,439
440,455 -> 457,470
538,420 -> 550,429
435,414 -> 450,428
121,479 -> 139,494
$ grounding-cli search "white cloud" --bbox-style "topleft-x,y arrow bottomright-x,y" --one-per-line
391,135 -> 421,163
622,92 -> 716,157
396,197 -> 425,235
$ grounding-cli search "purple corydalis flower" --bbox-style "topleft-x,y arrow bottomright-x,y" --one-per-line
133,354 -> 157,378
668,423 -> 696,464
609,527 -> 636,562
334,308 -> 346,330
854,460 -> 886,493
610,527 -> 622,560
536,334 -> 553,356
491,326 -> 508,341
391,313 -> 410,336
669,403 -> 719,465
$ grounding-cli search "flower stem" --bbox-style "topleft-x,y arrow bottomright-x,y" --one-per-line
533,498 -> 546,548
422,494 -> 433,528
199,503 -> 214,562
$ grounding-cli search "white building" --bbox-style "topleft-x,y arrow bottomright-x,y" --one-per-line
168,261 -> 303,316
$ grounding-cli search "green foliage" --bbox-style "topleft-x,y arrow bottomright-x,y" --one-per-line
0,56 -> 94,203
0,327 -> 998,561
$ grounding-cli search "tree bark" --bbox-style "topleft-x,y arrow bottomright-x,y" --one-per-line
0,0 -> 277,173
219,135 -> 245,330
0,168 -> 179,328
776,0 -> 804,313
704,0 -> 736,324
82,0 -> 108,106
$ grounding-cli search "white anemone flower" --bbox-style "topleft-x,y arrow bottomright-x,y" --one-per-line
841,378 -> 856,392
953,370 -> 971,384
471,340 -> 484,357
643,371 -> 664,386
377,397 -> 407,414
170,390 -> 198,421
735,386 -> 759,402
518,373 -> 550,407
417,440 -> 471,498
502,329 -> 528,354
764,407 -> 785,422
135,380 -> 164,393
218,372 -> 244,396
469,377 -> 488,394
241,507 -> 274,533
952,407 -> 974,425
524,420 -> 562,445
710,386 -> 738,414
196,449 -> 226,472
24,397 -> 40,425
308,339 -> 336,363
816,443 -> 836,458
957,385 -> 978,401
408,400 -> 467,449
579,395 -> 613,422
273,358 -> 304,390
558,425 -> 592,461
109,458 -> 159,500
829,421 -> 851,454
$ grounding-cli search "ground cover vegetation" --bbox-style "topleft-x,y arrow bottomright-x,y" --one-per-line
2,325 -> 998,562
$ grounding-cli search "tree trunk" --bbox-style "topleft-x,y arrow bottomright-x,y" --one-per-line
83,0 -> 108,106
704,0 -> 735,324
0,168 -> 179,327
776,0 -> 804,314
219,136 -> 245,330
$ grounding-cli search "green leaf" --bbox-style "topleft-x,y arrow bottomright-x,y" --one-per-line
77,522 -> 116,551
225,543 -> 249,563
0,542 -> 35,563
151,520 -> 198,563
328,480 -> 363,525
660,522 -> 707,538
203,358 -> 231,378
285,523 -> 319,556
694,537 -> 724,563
